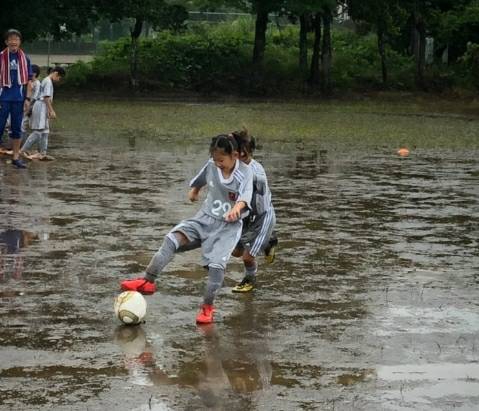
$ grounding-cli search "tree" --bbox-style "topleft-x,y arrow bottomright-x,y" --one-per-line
249,0 -> 284,85
430,0 -> 479,62
309,12 -> 321,86
0,0 -> 97,42
294,0 -> 335,94
281,0 -> 336,93
400,0 -> 472,88
320,5 -> 333,94
97,0 -> 188,88
347,0 -> 404,86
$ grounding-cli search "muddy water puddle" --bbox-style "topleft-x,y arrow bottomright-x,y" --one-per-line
0,129 -> 478,410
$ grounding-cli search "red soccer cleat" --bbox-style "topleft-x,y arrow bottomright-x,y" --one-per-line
196,304 -> 215,324
120,277 -> 156,295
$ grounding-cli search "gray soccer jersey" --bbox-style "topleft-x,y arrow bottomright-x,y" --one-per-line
190,159 -> 254,220
168,159 -> 254,269
250,159 -> 273,217
238,159 -> 276,257
176,159 -> 274,259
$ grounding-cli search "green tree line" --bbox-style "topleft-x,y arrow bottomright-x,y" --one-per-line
2,0 -> 478,94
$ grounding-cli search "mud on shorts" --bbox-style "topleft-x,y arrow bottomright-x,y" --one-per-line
171,210 -> 242,270
237,208 -> 276,257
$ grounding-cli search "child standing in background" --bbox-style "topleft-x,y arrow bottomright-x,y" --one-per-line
21,66 -> 65,160
121,135 -> 254,324
21,64 -> 41,139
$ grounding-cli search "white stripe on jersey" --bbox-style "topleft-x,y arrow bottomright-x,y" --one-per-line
250,208 -> 274,256
234,171 -> 245,193
250,161 -> 264,175
233,170 -> 244,183
189,160 -> 211,187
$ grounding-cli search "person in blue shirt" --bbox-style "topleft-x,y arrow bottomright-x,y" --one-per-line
0,29 -> 33,168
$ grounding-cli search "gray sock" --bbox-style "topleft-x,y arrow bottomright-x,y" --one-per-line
204,265 -> 225,305
244,261 -> 257,280
145,235 -> 177,282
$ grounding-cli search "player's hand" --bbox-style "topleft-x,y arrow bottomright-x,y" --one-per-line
224,203 -> 244,222
188,188 -> 200,202
23,100 -> 30,112
48,110 -> 56,119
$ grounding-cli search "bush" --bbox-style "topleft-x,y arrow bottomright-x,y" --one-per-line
456,42 -> 479,90
64,61 -> 93,87
63,21 -> 476,95
333,29 -> 415,90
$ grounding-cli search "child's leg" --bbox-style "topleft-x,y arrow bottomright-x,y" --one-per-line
39,132 -> 49,155
21,130 -> 41,153
232,211 -> 275,293
197,263 -> 226,324
232,245 -> 244,258
0,103 -> 11,144
9,101 -> 25,162
120,231 -> 188,294
21,114 -> 29,136
243,252 -> 258,280
121,216 -> 204,294
203,264 -> 225,305
232,251 -> 257,293
144,231 -> 187,281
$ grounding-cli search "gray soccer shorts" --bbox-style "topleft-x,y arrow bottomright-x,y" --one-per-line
237,208 -> 276,257
171,210 -> 242,269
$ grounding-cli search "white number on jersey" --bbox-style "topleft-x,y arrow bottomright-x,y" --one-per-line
211,200 -> 232,217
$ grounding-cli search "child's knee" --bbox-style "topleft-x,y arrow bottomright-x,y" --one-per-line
207,264 -> 225,284
243,251 -> 255,265
232,247 -> 243,258
168,231 -> 189,248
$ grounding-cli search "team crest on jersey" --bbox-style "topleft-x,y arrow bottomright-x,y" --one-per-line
228,192 -> 238,201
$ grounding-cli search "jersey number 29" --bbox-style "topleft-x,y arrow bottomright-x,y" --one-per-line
212,200 -> 232,217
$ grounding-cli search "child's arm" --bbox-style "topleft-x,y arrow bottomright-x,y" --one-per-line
225,201 -> 247,222
188,160 -> 211,201
23,80 -> 32,112
188,187 -> 201,202
44,97 -> 56,119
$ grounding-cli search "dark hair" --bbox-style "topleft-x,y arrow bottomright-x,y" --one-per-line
231,128 -> 256,156
210,134 -> 239,156
31,64 -> 40,77
48,66 -> 66,77
5,29 -> 22,41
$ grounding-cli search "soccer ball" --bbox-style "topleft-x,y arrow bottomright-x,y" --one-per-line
114,291 -> 147,325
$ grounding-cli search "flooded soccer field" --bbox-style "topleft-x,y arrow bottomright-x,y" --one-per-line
0,98 -> 478,410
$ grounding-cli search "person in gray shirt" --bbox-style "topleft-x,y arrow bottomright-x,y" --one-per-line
230,130 -> 277,293
121,135 -> 253,324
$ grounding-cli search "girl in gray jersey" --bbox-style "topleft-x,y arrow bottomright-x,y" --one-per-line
230,130 -> 277,293
121,135 -> 254,324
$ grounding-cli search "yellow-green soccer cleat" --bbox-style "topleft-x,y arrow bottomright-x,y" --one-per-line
264,237 -> 278,264
232,277 -> 255,293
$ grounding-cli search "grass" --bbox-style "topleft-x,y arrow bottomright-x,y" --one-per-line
54,95 -> 479,150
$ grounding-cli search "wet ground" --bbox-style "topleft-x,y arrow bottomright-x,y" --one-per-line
1,101 -> 479,410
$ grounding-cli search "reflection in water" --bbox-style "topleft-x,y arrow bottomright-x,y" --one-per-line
114,326 -> 157,387
114,314 -> 272,410
0,127 -> 478,410
0,229 -> 37,282
0,229 -> 36,254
